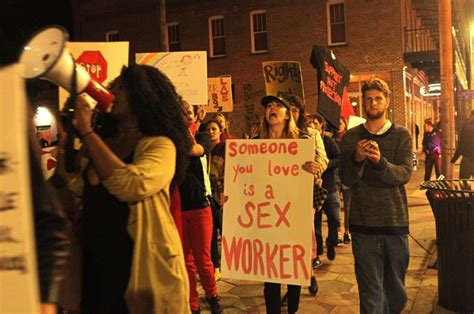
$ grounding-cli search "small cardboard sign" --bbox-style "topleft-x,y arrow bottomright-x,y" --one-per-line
207,77 -> 233,112
262,61 -> 304,101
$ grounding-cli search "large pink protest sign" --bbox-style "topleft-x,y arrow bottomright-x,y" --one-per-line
222,139 -> 314,286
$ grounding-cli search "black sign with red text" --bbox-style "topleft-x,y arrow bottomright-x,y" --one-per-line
310,45 -> 350,129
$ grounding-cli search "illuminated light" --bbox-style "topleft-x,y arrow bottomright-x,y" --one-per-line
35,106 -> 53,126
351,101 -> 357,107
420,83 -> 441,97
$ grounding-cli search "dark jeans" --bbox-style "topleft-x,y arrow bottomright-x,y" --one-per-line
424,153 -> 441,181
264,282 -> 301,313
314,190 -> 341,255
341,187 -> 351,231
352,232 -> 409,314
209,196 -> 222,268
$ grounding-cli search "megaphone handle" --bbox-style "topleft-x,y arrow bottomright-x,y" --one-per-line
65,54 -> 78,172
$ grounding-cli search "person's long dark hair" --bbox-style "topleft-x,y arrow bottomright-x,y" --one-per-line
119,64 -> 192,188
286,94 -> 308,135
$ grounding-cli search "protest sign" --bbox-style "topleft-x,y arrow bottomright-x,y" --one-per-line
222,139 -> 314,286
262,61 -> 304,101
243,81 -> 265,134
208,76 -> 233,112
59,41 -> 129,110
0,65 -> 40,313
136,51 -> 207,105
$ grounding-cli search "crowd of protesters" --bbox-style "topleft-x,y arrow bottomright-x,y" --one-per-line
10,53 -> 417,314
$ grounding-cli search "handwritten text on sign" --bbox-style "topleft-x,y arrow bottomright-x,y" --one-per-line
319,60 -> 343,106
222,139 -> 314,286
262,61 -> 304,101
207,77 -> 233,112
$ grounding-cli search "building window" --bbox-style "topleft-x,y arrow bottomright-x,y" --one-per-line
250,10 -> 268,53
327,0 -> 346,45
209,16 -> 225,57
105,30 -> 119,42
167,22 -> 181,51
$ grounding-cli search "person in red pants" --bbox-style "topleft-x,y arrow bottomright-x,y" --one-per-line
180,102 -> 222,314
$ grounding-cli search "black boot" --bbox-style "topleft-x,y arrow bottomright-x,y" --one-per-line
326,240 -> 336,260
308,275 -> 318,296
206,295 -> 223,314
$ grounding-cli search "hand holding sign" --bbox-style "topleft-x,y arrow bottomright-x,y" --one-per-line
301,160 -> 323,178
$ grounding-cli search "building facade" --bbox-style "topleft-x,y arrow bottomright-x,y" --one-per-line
72,0 -> 472,147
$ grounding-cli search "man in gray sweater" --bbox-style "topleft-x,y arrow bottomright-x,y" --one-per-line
340,78 -> 413,313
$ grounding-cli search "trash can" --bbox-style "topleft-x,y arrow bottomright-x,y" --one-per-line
422,180 -> 474,312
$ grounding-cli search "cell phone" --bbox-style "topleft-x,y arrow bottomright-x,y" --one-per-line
362,136 -> 378,151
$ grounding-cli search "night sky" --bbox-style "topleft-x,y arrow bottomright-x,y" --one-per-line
0,0 -> 73,66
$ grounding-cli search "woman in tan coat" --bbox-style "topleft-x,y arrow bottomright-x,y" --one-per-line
55,64 -> 192,313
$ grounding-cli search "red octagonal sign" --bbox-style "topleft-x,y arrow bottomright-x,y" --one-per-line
76,50 -> 108,83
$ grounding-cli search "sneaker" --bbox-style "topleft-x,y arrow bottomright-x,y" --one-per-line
326,242 -> 336,261
214,267 -> 222,281
206,295 -> 223,314
336,238 -> 343,247
343,233 -> 351,244
312,257 -> 323,269
308,275 -> 318,296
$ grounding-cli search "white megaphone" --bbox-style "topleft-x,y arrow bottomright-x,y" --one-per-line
17,25 -> 114,112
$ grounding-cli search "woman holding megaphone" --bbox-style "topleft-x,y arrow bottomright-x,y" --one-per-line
53,64 -> 192,313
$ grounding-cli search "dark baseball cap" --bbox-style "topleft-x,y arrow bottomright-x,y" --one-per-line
261,95 -> 291,109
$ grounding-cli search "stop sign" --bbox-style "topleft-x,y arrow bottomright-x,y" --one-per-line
76,51 -> 108,83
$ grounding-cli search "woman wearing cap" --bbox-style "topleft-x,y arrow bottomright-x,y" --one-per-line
258,95 -> 325,314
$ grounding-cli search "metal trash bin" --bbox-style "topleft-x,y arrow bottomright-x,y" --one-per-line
422,180 -> 474,312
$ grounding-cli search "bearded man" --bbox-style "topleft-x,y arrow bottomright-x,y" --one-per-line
339,78 -> 413,313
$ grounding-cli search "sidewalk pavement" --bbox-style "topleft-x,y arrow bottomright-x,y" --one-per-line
197,159 -> 458,313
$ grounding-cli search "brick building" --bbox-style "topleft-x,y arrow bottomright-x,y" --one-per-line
72,0 -> 472,146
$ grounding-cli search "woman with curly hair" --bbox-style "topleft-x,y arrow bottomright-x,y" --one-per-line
54,64 -> 192,313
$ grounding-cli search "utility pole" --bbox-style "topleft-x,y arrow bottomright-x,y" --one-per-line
439,0 -> 455,179
158,0 -> 169,52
